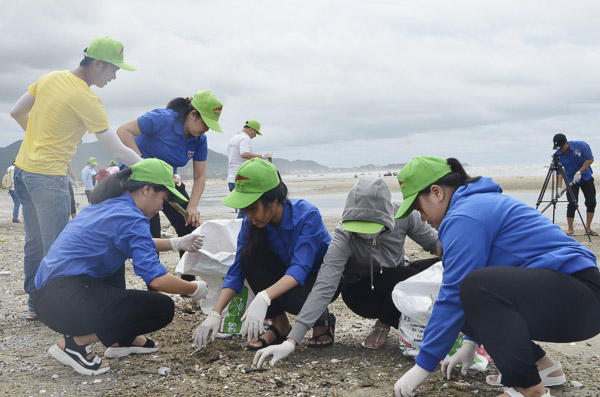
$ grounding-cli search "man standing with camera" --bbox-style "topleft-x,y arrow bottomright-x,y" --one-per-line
553,133 -> 597,236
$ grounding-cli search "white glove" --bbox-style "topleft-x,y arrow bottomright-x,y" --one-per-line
173,174 -> 182,186
440,339 -> 478,380
170,233 -> 204,252
192,311 -> 221,348
241,290 -> 271,341
574,171 -> 582,183
395,365 -> 430,397
253,340 -> 295,368
188,280 -> 209,302
261,151 -> 273,160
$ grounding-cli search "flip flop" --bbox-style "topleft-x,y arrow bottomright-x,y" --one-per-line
503,387 -> 552,396
247,325 -> 290,351
587,230 -> 599,236
361,326 -> 390,350
104,337 -> 159,358
566,231 -> 575,236
486,362 -> 566,387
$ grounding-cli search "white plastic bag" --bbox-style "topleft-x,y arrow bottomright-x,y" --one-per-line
392,262 -> 443,358
175,219 -> 254,334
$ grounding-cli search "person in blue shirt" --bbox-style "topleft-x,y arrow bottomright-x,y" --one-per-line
394,157 -> 600,397
33,159 -> 209,376
81,156 -> 97,203
192,158 -> 333,352
117,91 -> 223,274
553,133 -> 597,236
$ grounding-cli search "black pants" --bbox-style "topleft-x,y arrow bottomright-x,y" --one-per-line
84,190 -> 92,204
341,257 -> 441,328
240,247 -> 319,319
460,266 -> 600,388
68,182 -> 76,216
567,177 -> 596,218
33,266 -> 174,347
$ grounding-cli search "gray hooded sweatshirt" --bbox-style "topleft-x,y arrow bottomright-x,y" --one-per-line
288,177 -> 440,343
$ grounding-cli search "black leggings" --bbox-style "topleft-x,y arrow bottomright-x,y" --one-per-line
341,257 -> 441,328
240,247 -> 319,319
567,177 -> 596,217
460,266 -> 600,388
33,267 -> 174,347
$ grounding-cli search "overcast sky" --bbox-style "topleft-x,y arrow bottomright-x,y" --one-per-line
2,0 -> 600,168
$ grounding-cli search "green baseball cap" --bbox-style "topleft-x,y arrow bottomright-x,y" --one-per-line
191,91 -> 223,133
222,158 -> 279,209
395,156 -> 452,219
246,119 -> 262,135
109,160 -> 118,166
85,37 -> 136,71
129,159 -> 188,204
342,220 -> 384,234
88,157 -> 98,165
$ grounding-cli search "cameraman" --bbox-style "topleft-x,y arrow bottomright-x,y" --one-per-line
553,133 -> 597,236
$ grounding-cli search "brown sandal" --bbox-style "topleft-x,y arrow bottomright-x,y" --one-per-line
361,326 -> 390,350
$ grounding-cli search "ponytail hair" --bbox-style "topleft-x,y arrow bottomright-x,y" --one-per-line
167,97 -> 199,123
89,168 -> 171,204
242,173 -> 289,256
419,158 -> 481,196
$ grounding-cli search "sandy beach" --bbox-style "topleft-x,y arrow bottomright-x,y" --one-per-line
1,174 -> 599,396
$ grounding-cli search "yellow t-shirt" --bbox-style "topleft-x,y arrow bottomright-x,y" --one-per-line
15,70 -> 110,175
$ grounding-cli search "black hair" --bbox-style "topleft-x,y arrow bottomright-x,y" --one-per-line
89,168 -> 171,204
167,97 -> 201,123
242,173 -> 288,256
79,55 -> 112,71
418,158 -> 481,198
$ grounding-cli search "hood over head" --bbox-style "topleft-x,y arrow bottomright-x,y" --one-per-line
341,177 -> 395,234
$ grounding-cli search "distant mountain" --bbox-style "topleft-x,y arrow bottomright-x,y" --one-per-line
1,140 -> 329,179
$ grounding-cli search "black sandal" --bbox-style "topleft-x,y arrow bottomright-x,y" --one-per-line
247,325 -> 290,351
308,312 -> 336,349
48,335 -> 110,376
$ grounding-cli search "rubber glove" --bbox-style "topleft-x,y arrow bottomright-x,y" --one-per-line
188,280 -> 209,302
261,151 -> 273,160
241,290 -> 271,341
253,340 -> 295,367
170,233 -> 204,252
440,339 -> 479,380
574,171 -> 582,183
395,365 -> 430,397
192,311 -> 221,348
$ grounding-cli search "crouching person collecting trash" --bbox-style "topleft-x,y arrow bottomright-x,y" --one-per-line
393,157 -> 600,397
253,177 -> 441,367
33,159 -> 209,376
192,158 -> 332,352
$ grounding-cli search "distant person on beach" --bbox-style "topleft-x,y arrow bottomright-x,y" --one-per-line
4,158 -> 20,223
67,165 -> 77,219
192,158 -> 332,352
33,159 -> 207,376
253,177 -> 441,367
106,160 -> 120,174
9,37 -> 142,320
117,91 -> 223,281
392,157 -> 600,397
81,157 -> 98,203
553,133 -> 597,236
227,119 -> 272,218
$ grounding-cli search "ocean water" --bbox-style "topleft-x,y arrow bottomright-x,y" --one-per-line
198,164 -> 598,225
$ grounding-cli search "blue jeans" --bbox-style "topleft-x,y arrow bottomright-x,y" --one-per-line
9,189 -> 20,221
228,182 -> 245,219
13,167 -> 70,313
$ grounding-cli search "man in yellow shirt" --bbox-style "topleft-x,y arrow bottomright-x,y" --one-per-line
9,37 -> 143,320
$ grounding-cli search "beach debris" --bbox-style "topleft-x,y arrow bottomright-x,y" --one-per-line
571,381 -> 584,388
242,368 -> 268,374
0,238 -> 7,242
158,367 -> 170,376
218,366 -> 230,377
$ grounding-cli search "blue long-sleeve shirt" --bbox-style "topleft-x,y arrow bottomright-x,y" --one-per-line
222,199 -> 332,293
81,165 -> 96,190
415,178 -> 597,372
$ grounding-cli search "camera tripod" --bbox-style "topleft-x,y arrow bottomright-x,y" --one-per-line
535,154 -> 591,241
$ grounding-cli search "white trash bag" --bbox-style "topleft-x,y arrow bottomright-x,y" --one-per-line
176,219 -> 253,334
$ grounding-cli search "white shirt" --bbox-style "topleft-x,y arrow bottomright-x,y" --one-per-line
227,131 -> 253,183
7,165 -> 15,190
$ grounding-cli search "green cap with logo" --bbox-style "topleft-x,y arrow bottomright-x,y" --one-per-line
88,157 -> 98,165
395,156 -> 452,219
191,91 -> 223,133
129,158 -> 188,204
222,158 -> 279,209
85,37 -> 136,71
246,119 -> 262,135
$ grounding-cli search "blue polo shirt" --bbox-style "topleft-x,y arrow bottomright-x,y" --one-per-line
136,108 -> 208,173
35,194 -> 168,289
555,140 -> 594,183
222,199 -> 332,293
